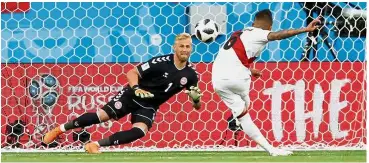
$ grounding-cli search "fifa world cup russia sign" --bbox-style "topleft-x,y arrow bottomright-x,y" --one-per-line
1,61 -> 365,148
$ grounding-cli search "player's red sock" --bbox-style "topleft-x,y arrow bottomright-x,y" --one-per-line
97,127 -> 145,146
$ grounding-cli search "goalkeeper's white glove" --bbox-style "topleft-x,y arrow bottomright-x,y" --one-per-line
184,86 -> 203,103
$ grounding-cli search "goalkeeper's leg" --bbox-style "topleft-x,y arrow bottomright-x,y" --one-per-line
42,109 -> 110,144
43,88 -> 130,145
85,123 -> 147,154
85,108 -> 154,154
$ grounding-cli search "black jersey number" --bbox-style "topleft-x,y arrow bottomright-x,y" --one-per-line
223,31 -> 243,50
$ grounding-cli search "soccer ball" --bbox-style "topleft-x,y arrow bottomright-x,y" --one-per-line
195,19 -> 220,43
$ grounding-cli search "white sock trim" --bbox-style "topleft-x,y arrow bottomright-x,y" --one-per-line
96,111 -> 102,123
94,141 -> 100,147
59,124 -> 66,132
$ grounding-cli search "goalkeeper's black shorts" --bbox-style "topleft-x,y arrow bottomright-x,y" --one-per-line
102,87 -> 157,129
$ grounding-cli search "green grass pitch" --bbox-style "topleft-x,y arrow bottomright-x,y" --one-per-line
1,151 -> 366,162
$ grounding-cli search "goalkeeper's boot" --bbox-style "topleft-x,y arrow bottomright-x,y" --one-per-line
269,149 -> 293,156
43,126 -> 63,144
85,142 -> 101,154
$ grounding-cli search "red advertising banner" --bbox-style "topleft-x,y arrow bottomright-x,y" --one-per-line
1,62 -> 366,149
1,2 -> 30,13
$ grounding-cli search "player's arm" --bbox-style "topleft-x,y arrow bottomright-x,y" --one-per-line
193,99 -> 201,110
250,68 -> 262,78
126,62 -> 155,98
267,17 -> 321,41
185,73 -> 202,110
185,86 -> 202,110
127,68 -> 140,87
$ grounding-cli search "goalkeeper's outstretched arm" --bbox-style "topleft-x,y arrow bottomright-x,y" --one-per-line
192,99 -> 201,110
127,68 -> 139,87
267,17 -> 321,41
185,86 -> 202,110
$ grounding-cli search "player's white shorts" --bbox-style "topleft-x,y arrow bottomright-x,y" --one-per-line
212,79 -> 251,117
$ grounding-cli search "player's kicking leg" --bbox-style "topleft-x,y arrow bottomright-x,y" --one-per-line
213,79 -> 292,156
43,109 -> 110,145
236,107 -> 293,156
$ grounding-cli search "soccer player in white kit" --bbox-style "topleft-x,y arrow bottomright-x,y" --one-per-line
212,9 -> 321,156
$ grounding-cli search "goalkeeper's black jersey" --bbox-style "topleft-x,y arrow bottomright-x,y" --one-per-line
127,54 -> 198,108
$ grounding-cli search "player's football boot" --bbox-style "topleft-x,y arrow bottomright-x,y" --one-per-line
43,126 -> 63,144
85,142 -> 101,154
269,149 -> 293,156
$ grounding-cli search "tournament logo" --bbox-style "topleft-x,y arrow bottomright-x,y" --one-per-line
180,77 -> 187,85
27,73 -> 61,145
28,73 -> 61,112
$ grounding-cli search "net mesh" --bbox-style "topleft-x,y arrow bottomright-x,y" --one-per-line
1,2 -> 366,151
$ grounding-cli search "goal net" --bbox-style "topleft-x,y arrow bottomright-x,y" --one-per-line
1,2 -> 366,152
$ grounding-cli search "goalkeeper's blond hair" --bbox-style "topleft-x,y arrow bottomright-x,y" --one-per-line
175,33 -> 191,42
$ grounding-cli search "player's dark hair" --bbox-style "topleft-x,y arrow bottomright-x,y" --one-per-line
254,9 -> 273,25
